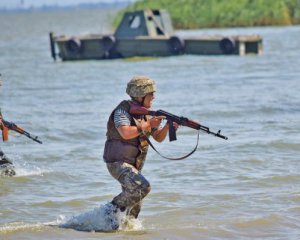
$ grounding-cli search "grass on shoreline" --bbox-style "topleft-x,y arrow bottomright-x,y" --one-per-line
114,0 -> 300,29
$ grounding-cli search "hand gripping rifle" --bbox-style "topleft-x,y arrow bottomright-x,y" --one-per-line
0,110 -> 42,144
129,103 -> 227,160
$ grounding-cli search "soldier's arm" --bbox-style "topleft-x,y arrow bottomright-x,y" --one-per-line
0,117 -> 3,130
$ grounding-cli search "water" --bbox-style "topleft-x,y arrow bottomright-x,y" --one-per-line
0,8 -> 300,239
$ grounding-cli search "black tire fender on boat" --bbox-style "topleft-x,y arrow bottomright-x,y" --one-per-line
102,35 -> 116,52
219,37 -> 236,54
168,36 -> 185,54
66,38 -> 81,54
49,32 -> 56,61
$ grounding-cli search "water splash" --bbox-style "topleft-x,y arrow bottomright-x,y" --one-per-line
0,208 -> 144,234
59,202 -> 143,232
14,166 -> 46,177
121,216 -> 143,232
0,164 -> 16,177
0,166 -> 51,178
13,161 -> 51,177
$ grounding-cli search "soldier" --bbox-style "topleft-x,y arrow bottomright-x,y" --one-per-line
0,80 -> 16,176
103,76 -> 177,229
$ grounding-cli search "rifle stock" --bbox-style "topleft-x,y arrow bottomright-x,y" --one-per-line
129,103 -> 228,141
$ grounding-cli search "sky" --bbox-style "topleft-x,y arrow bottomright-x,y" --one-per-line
0,0 -> 134,9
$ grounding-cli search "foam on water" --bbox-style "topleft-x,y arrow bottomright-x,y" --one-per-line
13,162 -> 51,177
0,163 -> 52,178
0,222 -> 47,234
59,202 -> 143,232
14,167 -> 45,177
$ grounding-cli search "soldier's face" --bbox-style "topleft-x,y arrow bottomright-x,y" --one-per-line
143,92 -> 155,108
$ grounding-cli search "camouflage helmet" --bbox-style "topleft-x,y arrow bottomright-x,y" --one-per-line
126,76 -> 156,98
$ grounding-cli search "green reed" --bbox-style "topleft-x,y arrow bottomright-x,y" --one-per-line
114,0 -> 300,29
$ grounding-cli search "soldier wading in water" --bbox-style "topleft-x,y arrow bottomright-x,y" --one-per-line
103,76 -> 177,229
0,80 -> 16,177
0,130 -> 15,176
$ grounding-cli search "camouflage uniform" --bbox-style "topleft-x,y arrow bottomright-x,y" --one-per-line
0,149 -> 12,165
103,76 -> 156,218
106,161 -> 150,218
0,127 -> 15,176
0,122 -> 15,176
0,80 -> 15,176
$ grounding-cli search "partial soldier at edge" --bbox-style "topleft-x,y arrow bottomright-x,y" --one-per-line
0,79 -> 16,176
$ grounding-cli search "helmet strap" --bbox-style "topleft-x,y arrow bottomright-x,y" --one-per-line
141,96 -> 146,106
131,96 -> 145,106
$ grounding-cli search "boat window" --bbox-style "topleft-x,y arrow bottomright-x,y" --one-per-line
129,15 -> 141,29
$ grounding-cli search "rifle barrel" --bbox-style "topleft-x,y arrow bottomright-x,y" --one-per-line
23,130 -> 43,144
199,125 -> 228,140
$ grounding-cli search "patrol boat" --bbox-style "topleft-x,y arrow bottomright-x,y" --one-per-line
49,9 -> 263,61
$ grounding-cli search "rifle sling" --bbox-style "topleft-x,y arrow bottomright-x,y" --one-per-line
142,130 -> 200,160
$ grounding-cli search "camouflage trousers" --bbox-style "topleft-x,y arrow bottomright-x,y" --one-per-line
106,161 -> 151,218
0,149 -> 13,165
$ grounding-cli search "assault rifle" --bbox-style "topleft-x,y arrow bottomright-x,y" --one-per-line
129,103 -> 228,141
0,111 -> 42,144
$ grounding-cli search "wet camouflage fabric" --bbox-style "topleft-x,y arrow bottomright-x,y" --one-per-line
0,149 -> 15,176
135,143 -> 148,171
106,161 -> 151,218
126,76 -> 156,97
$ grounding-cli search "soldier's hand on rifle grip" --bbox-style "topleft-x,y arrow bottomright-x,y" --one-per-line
149,116 -> 164,129
166,121 -> 179,131
174,122 -> 179,131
